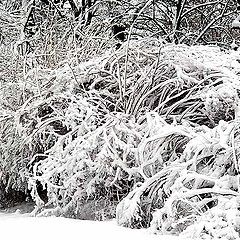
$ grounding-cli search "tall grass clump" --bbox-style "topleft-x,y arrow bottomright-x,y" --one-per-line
1,35 -> 240,238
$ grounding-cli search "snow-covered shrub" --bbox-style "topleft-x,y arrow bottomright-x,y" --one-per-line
181,197 -> 240,239
29,111 -> 142,217
0,84 -> 34,193
66,39 -> 240,127
2,35 -> 240,236
0,64 -> 91,198
117,119 -> 240,235
203,85 -> 238,123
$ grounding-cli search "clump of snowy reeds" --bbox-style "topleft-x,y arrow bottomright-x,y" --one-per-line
2,37 -> 240,235
29,111 -> 142,218
28,112 -> 190,219
67,38 -> 240,127
180,197 -> 240,239
117,118 -> 240,237
0,65 -> 98,196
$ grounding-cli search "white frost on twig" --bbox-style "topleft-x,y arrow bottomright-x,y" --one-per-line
232,15 -> 240,28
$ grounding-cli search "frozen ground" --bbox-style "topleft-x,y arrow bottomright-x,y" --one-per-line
0,206 -> 187,240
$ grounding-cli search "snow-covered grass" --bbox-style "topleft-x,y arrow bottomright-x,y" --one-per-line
1,38 -> 240,239
0,209 -> 183,240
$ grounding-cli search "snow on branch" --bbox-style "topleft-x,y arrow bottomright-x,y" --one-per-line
232,15 -> 240,28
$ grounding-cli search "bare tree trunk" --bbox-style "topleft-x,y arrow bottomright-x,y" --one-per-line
68,0 -> 96,25
173,0 -> 186,44
175,0 -> 182,32
68,0 -> 81,18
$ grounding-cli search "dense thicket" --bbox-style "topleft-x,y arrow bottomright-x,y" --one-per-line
1,0 -> 240,239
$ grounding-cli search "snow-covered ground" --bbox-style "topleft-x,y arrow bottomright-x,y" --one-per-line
0,208 -> 186,240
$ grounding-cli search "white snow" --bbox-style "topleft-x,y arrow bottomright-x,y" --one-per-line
0,210 -> 187,240
232,15 -> 240,28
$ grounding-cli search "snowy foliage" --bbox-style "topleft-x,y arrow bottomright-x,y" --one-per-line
2,1 -> 240,239
1,35 -> 240,237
